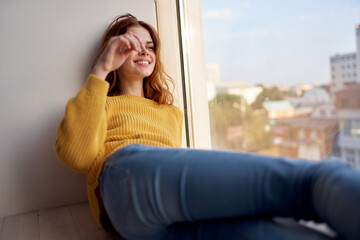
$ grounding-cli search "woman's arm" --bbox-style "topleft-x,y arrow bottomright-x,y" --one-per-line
54,75 -> 109,173
55,31 -> 144,173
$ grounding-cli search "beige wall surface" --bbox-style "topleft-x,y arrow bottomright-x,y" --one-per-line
0,0 -> 156,217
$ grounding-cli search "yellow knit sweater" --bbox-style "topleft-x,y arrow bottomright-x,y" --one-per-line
54,74 -> 183,229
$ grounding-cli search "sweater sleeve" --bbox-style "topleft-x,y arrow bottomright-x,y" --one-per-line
55,74 -> 109,173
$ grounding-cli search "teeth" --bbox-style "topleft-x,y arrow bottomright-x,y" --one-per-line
136,61 -> 150,65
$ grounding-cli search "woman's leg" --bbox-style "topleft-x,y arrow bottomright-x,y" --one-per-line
100,144 -> 360,240
165,217 -> 334,240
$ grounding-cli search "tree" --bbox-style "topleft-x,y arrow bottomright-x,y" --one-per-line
208,93 -> 271,151
208,93 -> 245,150
251,86 -> 285,110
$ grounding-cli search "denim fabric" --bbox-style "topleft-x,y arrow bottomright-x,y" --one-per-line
100,144 -> 360,240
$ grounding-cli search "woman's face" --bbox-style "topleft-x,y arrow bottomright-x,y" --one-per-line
117,26 -> 156,80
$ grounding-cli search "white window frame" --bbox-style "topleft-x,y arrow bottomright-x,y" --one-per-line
156,0 -> 212,149
154,0 -> 186,147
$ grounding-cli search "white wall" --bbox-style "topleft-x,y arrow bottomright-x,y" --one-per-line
0,0 -> 156,217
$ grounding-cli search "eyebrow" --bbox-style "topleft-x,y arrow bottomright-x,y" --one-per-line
146,41 -> 154,45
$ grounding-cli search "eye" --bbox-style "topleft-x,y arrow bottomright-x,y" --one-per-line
146,45 -> 155,51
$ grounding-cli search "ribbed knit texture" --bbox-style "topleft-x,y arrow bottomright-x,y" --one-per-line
54,74 -> 183,228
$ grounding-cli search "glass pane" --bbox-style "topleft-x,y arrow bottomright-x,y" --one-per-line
201,0 -> 360,170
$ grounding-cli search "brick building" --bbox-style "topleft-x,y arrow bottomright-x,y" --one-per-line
273,118 -> 339,161
335,83 -> 360,109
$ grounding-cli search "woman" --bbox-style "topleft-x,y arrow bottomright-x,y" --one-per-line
55,14 -> 360,240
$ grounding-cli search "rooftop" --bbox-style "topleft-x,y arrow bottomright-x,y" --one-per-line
263,100 -> 294,112
280,117 -> 339,130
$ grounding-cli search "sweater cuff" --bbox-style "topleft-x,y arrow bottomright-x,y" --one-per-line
84,74 -> 110,96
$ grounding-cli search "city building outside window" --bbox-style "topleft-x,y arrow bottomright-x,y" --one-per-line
178,0 -> 360,170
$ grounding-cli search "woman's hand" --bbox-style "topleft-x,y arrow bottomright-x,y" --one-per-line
92,33 -> 143,80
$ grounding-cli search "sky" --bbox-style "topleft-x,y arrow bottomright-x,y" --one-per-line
201,0 -> 360,86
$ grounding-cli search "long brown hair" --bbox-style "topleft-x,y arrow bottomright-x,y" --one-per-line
93,14 -> 174,105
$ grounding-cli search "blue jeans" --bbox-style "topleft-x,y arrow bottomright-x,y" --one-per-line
100,144 -> 360,240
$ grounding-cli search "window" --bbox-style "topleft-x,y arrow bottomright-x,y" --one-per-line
179,0 -> 360,169
351,120 -> 360,136
343,119 -> 352,136
344,149 -> 355,166
298,129 -> 305,139
311,130 -> 317,140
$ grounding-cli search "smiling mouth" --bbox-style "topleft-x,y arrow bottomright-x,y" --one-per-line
134,60 -> 151,65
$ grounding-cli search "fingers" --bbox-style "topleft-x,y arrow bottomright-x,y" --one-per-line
109,33 -> 144,54
108,36 -> 131,53
131,34 -> 150,55
109,32 -> 150,55
121,34 -> 141,53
